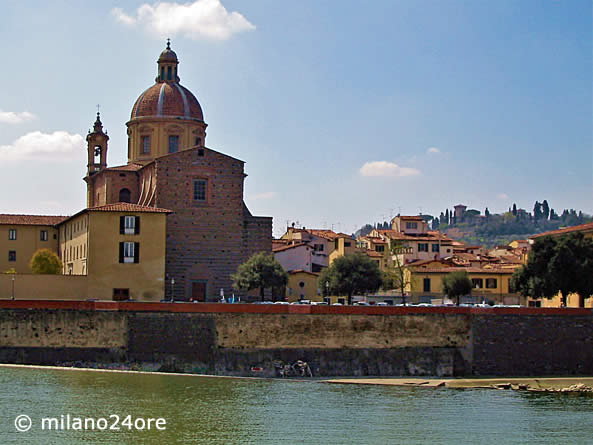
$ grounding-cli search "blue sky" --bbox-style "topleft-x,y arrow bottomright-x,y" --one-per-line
0,0 -> 590,236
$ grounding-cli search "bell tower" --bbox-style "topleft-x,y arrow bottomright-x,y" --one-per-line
86,111 -> 109,176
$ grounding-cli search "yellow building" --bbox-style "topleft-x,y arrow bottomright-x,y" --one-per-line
285,270 -> 320,302
328,235 -> 357,264
0,215 -> 65,273
405,264 -> 522,305
57,203 -> 171,301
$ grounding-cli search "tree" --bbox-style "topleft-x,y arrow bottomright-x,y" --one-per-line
485,207 -> 490,218
445,209 -> 450,225
511,233 -> 593,307
542,200 -> 550,220
319,253 -> 382,305
512,203 -> 517,216
432,218 -> 440,230
533,201 -> 543,221
381,242 -> 412,305
442,270 -> 472,306
30,249 -> 62,274
231,252 -> 288,301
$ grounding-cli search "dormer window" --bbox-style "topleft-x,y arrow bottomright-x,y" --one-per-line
406,222 -> 418,229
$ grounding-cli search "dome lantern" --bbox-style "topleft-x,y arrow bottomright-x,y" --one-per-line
156,39 -> 180,83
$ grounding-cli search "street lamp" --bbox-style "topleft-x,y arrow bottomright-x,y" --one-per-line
11,275 -> 15,300
170,278 -> 175,302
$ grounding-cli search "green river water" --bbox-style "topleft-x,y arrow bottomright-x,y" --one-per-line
1,367 -> 592,444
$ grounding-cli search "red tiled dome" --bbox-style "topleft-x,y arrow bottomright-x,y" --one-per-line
131,82 -> 204,121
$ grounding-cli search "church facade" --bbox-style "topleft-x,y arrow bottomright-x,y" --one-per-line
76,43 -> 271,301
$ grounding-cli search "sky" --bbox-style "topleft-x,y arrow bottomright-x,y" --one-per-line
0,0 -> 591,237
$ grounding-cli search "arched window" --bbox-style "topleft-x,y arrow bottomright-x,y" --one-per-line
119,188 -> 131,203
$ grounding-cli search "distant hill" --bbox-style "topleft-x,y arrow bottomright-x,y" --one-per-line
355,202 -> 592,248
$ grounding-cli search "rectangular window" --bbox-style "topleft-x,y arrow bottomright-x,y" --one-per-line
486,278 -> 497,289
431,244 -> 439,252
119,242 -> 139,264
472,278 -> 484,289
418,243 -> 429,252
124,216 -> 135,234
40,230 -> 48,241
141,135 -> 150,154
406,222 -> 418,229
344,241 -> 351,247
168,135 -> 179,153
120,216 -> 140,235
337,298 -> 346,305
193,179 -> 207,202
375,245 -> 385,252
8,229 -> 16,240
423,278 -> 431,292
124,242 -> 134,263
323,297 -> 331,305
8,250 -> 16,262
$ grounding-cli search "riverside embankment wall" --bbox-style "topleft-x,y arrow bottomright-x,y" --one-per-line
0,301 -> 591,377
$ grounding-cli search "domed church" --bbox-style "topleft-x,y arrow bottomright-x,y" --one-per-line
84,42 -> 272,301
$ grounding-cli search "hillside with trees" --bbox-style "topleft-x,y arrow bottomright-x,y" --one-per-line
355,200 -> 592,248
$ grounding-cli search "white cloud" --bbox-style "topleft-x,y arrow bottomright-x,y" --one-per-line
427,147 -> 440,154
253,191 -> 277,200
0,131 -> 85,161
112,0 -> 256,40
0,110 -> 36,124
497,193 -> 509,200
360,161 -> 420,178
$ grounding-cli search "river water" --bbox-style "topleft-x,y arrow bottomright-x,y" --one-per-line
1,367 -> 592,444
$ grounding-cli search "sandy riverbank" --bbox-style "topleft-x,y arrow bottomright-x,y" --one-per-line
325,377 -> 593,392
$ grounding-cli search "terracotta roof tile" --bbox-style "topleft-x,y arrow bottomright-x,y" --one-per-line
530,222 -> 593,239
272,242 -> 311,253
397,215 -> 424,221
105,163 -> 144,172
377,229 -> 451,242
288,269 -> 320,276
0,214 -> 68,226
409,266 -> 516,274
88,203 -> 172,213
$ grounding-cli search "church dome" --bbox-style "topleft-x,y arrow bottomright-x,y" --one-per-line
130,41 -> 204,122
131,83 -> 204,121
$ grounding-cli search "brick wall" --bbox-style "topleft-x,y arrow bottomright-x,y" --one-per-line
154,147 -> 271,300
